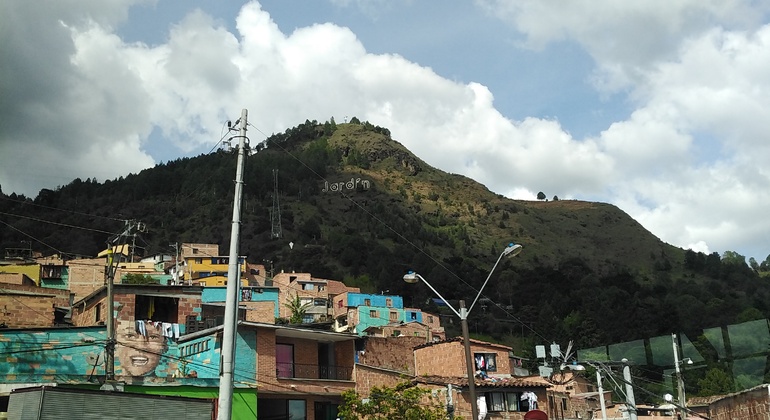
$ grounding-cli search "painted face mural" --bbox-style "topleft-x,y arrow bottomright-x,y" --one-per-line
115,321 -> 167,377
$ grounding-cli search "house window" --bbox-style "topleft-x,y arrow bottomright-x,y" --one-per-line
428,315 -> 434,323
288,400 -> 306,420
369,310 -> 379,318
194,258 -> 202,264
385,298 -> 393,307
410,312 -> 417,321
484,392 -> 524,412
364,298 -> 371,306
337,300 -> 344,308
392,330 -> 401,337
276,343 -> 294,378
389,311 -> 398,321
302,283 -> 314,291
135,295 -> 178,322
474,353 -> 497,372
95,303 -> 101,323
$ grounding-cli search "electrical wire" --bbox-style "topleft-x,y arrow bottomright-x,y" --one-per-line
0,195 -> 125,223
0,218 -> 70,256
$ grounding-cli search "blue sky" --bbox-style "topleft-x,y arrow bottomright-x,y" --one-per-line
1,0 -> 769,262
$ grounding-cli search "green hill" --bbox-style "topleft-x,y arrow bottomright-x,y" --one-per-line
1,119 -> 767,355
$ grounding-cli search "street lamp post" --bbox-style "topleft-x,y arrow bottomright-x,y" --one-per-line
672,333 -> 692,419
404,242 -> 522,420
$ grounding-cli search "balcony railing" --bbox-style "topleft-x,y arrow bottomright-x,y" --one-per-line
276,362 -> 353,381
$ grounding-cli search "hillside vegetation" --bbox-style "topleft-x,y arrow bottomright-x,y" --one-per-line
2,119 -> 769,359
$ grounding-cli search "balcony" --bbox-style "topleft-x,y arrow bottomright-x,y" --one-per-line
276,362 -> 353,381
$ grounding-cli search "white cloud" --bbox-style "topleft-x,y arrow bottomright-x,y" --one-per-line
1,0 -> 769,261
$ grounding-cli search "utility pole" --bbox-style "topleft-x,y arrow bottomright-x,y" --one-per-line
105,220 -> 145,382
459,300 -> 479,420
217,109 -> 248,420
170,242 -> 180,284
595,369 -> 608,420
672,333 -> 687,419
622,359 -> 638,420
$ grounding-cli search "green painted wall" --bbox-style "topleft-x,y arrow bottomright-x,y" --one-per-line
71,384 -> 257,420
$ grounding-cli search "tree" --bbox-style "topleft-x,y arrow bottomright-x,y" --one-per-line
697,367 -> 734,395
553,195 -> 559,201
337,382 -> 446,420
123,273 -> 159,285
537,191 -> 546,200
284,293 -> 311,324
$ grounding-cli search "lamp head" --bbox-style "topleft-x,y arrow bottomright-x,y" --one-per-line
403,271 -> 420,284
560,362 -> 586,371
503,242 -> 523,258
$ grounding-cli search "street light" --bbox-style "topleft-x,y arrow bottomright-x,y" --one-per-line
560,362 -> 607,420
672,334 -> 692,419
404,242 -> 522,420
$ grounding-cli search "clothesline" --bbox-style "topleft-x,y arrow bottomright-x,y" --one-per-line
135,320 -> 181,340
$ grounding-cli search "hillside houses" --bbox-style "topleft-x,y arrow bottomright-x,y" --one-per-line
0,243 -> 463,418
8,243 -> 769,419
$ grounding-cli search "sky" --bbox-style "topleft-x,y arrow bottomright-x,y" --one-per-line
1,0 -> 769,262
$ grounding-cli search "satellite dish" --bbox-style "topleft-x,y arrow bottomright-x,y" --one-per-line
664,393 -> 673,402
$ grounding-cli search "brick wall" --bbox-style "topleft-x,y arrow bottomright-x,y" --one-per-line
358,336 -> 426,374
0,282 -> 71,327
0,273 -> 34,286
244,301 -> 276,323
415,340 -> 512,377
256,328 -> 356,398
710,385 -> 770,420
67,258 -> 106,299
354,363 -> 409,398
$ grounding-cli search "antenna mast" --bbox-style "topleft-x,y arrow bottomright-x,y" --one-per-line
271,169 -> 283,239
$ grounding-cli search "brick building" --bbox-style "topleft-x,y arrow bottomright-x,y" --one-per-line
707,384 -> 770,420
253,322 -> 357,419
0,282 -> 72,328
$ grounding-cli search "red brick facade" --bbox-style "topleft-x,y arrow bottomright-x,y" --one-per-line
414,338 -> 513,378
0,282 -> 71,328
709,384 -> 770,420
357,336 -> 426,375
255,326 -> 357,420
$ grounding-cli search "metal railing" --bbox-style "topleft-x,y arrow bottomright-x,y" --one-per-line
275,362 -> 353,380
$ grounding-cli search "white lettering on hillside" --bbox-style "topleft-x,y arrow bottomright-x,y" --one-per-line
322,178 -> 371,192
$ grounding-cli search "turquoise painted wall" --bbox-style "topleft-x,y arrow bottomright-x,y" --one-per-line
346,293 -> 403,309
0,327 -> 106,383
356,306 -> 405,336
202,286 -> 280,317
40,267 -> 69,289
0,326 -> 257,388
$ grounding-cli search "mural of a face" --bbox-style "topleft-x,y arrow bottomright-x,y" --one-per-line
115,321 -> 167,377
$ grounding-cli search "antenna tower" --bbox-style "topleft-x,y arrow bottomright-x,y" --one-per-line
271,169 -> 283,239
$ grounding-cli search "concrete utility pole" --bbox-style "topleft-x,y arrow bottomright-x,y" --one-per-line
596,369 -> 608,420
217,109 -> 248,420
672,333 -> 687,419
622,359 -> 638,420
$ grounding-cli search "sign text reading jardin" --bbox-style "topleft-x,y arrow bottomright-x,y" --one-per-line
322,177 -> 371,192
